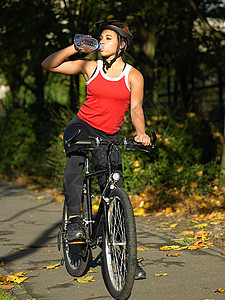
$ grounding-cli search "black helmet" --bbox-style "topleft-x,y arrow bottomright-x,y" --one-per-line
95,20 -> 133,48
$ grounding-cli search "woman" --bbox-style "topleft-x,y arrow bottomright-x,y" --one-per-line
41,20 -> 150,279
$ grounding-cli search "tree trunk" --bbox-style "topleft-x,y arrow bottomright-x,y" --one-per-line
219,71 -> 225,189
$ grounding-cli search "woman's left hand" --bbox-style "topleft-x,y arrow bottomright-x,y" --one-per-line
134,133 -> 150,146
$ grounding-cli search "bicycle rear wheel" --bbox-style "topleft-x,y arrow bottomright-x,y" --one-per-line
102,188 -> 137,300
62,203 -> 90,277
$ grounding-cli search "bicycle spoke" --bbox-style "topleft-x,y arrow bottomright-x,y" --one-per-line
106,196 -> 127,291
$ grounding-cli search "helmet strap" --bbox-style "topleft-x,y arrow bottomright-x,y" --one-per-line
102,34 -> 125,73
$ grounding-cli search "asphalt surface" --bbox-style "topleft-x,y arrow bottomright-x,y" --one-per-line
0,181 -> 225,300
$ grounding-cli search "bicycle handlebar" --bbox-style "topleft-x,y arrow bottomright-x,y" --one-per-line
65,130 -> 157,153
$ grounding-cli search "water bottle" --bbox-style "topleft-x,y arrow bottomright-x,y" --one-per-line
73,34 -> 102,51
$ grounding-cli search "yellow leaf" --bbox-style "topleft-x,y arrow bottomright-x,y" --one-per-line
134,208 -> 146,216
0,261 -> 4,266
0,274 -> 7,284
14,272 -> 26,277
55,194 -> 65,202
188,245 -> 200,250
6,274 -> 28,284
45,263 -> 60,270
178,231 -> 194,236
193,223 -> 208,229
92,204 -> 99,211
177,166 -> 184,172
170,223 -> 177,228
159,245 -> 182,251
76,276 -> 95,283
37,196 -> 45,199
166,252 -> 182,257
154,273 -> 168,277
87,270 -> 97,273
215,288 -> 225,294
194,230 -> 209,239
137,246 -> 150,251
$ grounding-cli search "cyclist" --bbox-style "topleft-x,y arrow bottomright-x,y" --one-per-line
41,19 -> 150,279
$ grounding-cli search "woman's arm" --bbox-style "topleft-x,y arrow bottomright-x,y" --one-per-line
41,45 -> 97,80
129,68 -> 150,146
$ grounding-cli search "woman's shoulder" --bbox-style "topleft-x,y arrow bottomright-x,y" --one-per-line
82,59 -> 98,81
129,66 -> 144,82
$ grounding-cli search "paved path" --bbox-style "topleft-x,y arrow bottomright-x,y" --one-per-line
0,182 -> 225,300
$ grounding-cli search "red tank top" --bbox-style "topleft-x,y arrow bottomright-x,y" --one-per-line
77,60 -> 132,134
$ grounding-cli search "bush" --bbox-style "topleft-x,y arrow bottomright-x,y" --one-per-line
0,108 -> 37,177
119,111 -> 221,197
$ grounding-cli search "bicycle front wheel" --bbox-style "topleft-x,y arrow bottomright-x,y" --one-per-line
62,203 -> 90,277
102,188 -> 137,300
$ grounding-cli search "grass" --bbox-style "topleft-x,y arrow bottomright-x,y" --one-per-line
0,287 -> 16,300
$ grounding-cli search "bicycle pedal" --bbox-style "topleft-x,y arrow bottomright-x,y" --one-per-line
97,236 -> 103,248
61,257 -> 65,266
69,240 -> 86,244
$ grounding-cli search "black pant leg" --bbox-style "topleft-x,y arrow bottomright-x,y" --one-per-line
63,154 -> 85,216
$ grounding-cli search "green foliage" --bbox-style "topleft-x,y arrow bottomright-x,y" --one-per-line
118,111 -> 220,196
45,107 -> 74,188
0,109 -> 37,177
0,287 -> 16,300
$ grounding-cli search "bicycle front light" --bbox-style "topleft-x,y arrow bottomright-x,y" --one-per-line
112,172 -> 120,181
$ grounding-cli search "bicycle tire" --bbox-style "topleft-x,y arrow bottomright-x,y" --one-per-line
62,202 -> 90,277
102,188 -> 137,300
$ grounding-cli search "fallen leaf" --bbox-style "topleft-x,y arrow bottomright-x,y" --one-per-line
193,223 -> 208,229
5,274 -> 28,284
207,211 -> 218,220
0,274 -> 8,284
76,276 -> 95,283
137,246 -> 150,251
166,251 -> 182,257
210,221 -> 221,225
45,263 -> 60,270
92,204 -> 99,211
0,284 -> 15,290
194,230 -> 209,239
87,270 -> 97,273
170,223 -> 177,228
214,288 -> 225,294
154,273 -> 168,277
18,247 -> 31,251
14,272 -> 26,277
44,250 -> 53,253
0,261 -> 4,266
193,240 -> 204,246
31,263 -> 60,271
187,245 -> 200,250
54,194 -> 65,202
159,245 -> 182,251
178,231 -> 194,236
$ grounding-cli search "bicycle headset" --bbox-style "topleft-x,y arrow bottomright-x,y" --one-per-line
95,20 -> 133,72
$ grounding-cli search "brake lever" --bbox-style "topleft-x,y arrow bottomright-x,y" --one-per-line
150,131 -> 157,148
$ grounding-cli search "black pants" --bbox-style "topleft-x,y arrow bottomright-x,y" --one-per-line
63,116 -> 123,216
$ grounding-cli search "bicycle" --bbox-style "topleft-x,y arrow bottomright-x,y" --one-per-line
58,130 -> 156,300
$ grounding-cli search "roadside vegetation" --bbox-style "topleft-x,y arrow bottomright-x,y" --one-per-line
0,1 -> 224,220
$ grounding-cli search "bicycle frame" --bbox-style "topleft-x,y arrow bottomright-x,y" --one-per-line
82,142 -> 120,248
